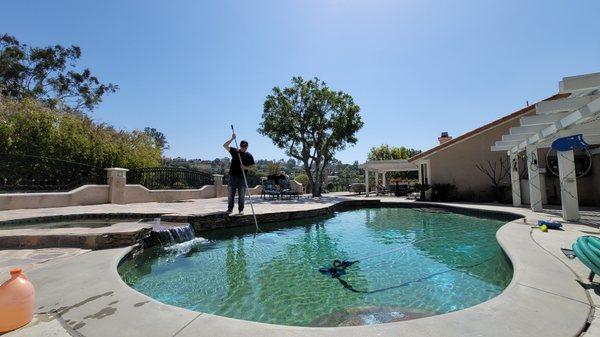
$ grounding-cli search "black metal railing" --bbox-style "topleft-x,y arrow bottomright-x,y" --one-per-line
127,167 -> 214,190
0,153 -> 106,193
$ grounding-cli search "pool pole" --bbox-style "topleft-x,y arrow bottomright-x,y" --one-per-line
230,125 -> 260,232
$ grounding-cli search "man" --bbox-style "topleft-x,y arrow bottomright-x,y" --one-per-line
223,133 -> 255,214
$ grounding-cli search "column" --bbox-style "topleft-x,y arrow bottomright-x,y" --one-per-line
365,169 -> 369,197
526,146 -> 543,212
557,150 -> 580,221
509,153 -> 521,207
213,174 -> 225,198
382,171 -> 387,187
106,168 -> 128,204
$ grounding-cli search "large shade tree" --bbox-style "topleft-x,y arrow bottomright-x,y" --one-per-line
367,144 -> 421,183
0,34 -> 117,112
367,144 -> 421,160
259,77 -> 363,197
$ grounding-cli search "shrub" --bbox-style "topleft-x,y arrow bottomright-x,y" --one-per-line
431,184 -> 458,201
0,95 -> 162,168
293,173 -> 309,186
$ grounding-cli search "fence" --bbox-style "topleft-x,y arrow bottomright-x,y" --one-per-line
127,167 -> 214,190
0,153 -> 106,193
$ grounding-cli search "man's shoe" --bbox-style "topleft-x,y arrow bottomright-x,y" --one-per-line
238,211 -> 244,215
226,209 -> 233,214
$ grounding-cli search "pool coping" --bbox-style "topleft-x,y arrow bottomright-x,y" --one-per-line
5,198 -> 593,337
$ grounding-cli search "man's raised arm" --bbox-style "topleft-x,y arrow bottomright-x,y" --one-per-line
223,133 -> 236,152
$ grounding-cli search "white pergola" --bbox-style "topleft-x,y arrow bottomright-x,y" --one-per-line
360,159 -> 419,196
492,72 -> 600,221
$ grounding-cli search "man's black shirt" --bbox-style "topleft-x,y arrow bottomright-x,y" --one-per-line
229,147 -> 255,178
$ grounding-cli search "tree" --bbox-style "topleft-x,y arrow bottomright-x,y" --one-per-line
0,95 -> 161,168
0,34 -> 117,112
267,162 -> 282,175
144,127 -> 169,150
474,157 -> 511,202
367,144 -> 421,183
368,144 -> 421,160
259,77 -> 363,197
284,158 -> 298,173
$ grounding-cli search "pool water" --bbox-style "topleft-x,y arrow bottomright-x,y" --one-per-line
118,208 -> 513,327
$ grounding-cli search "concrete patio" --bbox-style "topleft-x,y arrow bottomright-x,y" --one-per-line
1,194 -> 600,337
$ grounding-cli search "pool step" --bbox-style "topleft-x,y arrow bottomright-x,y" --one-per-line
0,222 -> 153,250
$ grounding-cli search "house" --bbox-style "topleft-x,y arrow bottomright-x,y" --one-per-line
406,75 -> 599,208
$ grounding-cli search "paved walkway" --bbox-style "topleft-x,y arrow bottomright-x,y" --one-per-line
1,195 -> 600,336
0,247 -> 89,275
530,222 -> 600,337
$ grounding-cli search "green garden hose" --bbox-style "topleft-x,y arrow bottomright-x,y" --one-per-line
572,236 -> 600,278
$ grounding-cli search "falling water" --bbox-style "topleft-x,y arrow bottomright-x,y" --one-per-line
150,219 -> 208,256
152,221 -> 196,244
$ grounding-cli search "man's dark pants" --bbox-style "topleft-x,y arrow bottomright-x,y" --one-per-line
227,175 -> 246,212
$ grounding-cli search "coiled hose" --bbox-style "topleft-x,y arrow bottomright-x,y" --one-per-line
572,236 -> 600,281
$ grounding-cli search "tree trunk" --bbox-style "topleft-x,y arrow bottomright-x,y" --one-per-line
301,158 -> 319,197
311,180 -> 321,197
311,168 -> 321,197
310,162 -> 326,197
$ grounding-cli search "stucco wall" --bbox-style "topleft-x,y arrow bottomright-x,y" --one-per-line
592,154 -> 600,206
0,185 -> 109,211
122,185 -> 217,204
427,119 -> 521,202
545,173 -> 597,206
123,184 -> 263,204
425,113 -> 599,205
0,183 -> 267,210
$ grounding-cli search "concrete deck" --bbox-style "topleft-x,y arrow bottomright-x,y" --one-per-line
1,195 -> 599,337
0,195 -> 348,224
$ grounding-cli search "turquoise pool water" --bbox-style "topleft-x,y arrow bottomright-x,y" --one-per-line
118,208 -> 513,327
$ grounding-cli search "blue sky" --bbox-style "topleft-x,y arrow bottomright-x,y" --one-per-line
3,1 -> 600,163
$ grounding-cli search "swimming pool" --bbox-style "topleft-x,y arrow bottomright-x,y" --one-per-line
118,207 -> 513,327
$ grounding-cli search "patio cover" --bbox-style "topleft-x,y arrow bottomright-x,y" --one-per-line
359,159 -> 418,196
492,72 -> 600,221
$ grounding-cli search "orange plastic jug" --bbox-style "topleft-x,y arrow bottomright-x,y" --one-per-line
0,268 -> 35,332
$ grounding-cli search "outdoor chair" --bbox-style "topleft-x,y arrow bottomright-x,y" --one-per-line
376,185 -> 388,196
348,183 -> 366,194
262,179 -> 280,199
280,179 -> 300,199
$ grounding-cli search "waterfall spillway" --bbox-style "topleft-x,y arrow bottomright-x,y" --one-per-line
152,222 -> 196,245
148,220 -> 207,255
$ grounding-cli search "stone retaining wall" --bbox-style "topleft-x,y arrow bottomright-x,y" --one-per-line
173,199 -> 521,233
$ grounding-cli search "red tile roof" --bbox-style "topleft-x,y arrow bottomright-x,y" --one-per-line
408,93 -> 570,162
